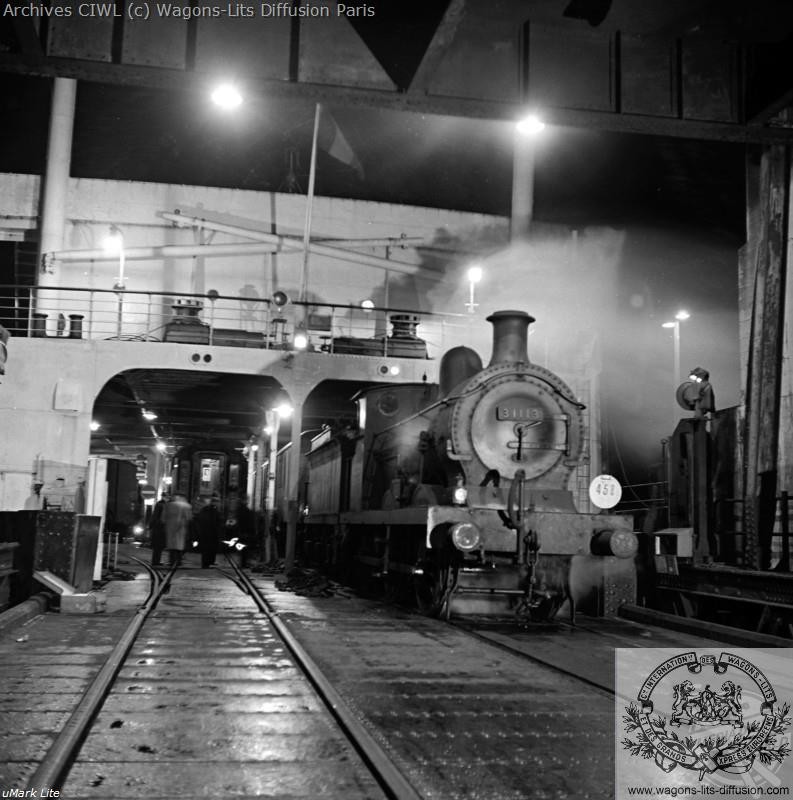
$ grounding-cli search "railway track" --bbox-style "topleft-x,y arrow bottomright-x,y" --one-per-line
5,557 -> 408,799
2,554 -> 752,799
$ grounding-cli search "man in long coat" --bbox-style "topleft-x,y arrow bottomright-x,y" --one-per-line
163,493 -> 192,566
148,494 -> 168,566
195,494 -> 223,568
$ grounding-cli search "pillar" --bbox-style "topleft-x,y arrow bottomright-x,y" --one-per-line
36,77 -> 77,334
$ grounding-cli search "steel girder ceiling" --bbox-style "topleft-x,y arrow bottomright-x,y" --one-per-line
0,0 -> 792,142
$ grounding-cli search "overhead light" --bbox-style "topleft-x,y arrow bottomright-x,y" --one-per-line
90,420 -> 100,431
142,409 -> 157,421
516,114 -> 546,136
275,403 -> 293,419
155,441 -> 167,453
102,225 -> 124,255
293,329 -> 308,350
211,83 -> 243,110
675,310 -> 690,321
361,299 -> 375,312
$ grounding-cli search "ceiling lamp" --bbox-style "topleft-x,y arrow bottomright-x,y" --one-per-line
516,114 -> 546,136
211,83 -> 243,110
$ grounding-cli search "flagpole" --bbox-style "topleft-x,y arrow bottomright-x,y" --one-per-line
299,102 -> 321,307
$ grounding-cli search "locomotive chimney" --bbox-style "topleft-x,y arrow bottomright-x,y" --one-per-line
486,310 -> 534,366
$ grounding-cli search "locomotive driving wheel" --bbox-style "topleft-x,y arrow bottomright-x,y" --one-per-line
413,548 -> 457,619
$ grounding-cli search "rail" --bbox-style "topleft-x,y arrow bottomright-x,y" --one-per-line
228,557 -> 422,800
26,556 -> 175,791
0,284 -> 482,360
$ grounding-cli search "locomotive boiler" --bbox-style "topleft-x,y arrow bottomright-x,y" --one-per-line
300,310 -> 638,622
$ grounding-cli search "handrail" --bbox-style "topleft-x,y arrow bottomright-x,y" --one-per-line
0,283 -> 482,356
0,283 -> 471,318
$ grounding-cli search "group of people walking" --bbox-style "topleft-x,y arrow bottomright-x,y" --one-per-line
148,492 -> 255,568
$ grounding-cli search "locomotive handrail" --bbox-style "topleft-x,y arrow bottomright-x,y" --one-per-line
374,384 -> 487,437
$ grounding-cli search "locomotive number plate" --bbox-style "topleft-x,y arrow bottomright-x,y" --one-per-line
496,405 -> 543,422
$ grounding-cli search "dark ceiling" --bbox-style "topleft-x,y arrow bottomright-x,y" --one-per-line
0,72 -> 749,231
91,369 -> 370,457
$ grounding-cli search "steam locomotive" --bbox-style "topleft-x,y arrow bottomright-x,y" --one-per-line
298,310 -> 638,622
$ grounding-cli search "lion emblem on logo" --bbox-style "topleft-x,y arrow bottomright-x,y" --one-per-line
671,679 -> 743,727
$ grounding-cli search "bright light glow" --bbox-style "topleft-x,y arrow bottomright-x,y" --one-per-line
211,83 -> 243,110
163,476 -> 173,485
675,310 -> 691,321
294,331 -> 308,350
389,365 -> 400,376
467,265 -> 483,284
662,321 -> 676,329
361,299 -> 375,311
275,403 -> 293,419
155,441 -> 167,453
516,114 -> 546,136
137,479 -> 147,486
142,409 -> 157,421
102,228 -> 124,255
90,420 -> 100,431
263,425 -> 273,436
251,444 -> 259,452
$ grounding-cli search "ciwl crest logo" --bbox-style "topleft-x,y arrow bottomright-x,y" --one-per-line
622,651 -> 791,781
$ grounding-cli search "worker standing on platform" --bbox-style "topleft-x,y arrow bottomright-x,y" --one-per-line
149,493 -> 168,566
163,493 -> 191,566
195,493 -> 222,568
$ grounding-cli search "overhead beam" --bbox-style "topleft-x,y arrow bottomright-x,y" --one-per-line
10,17 -> 43,57
748,88 -> 793,126
160,212 -> 445,279
3,52 -> 793,144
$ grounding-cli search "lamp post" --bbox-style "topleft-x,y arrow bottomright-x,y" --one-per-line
210,83 -> 243,110
662,310 -> 690,428
263,403 -> 292,562
466,265 -> 483,313
511,113 -> 546,241
103,225 -> 125,338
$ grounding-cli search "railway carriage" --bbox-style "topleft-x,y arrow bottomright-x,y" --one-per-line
171,442 -> 247,516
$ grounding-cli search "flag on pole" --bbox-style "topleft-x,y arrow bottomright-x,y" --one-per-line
318,108 -> 365,180
299,104 -> 363,305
